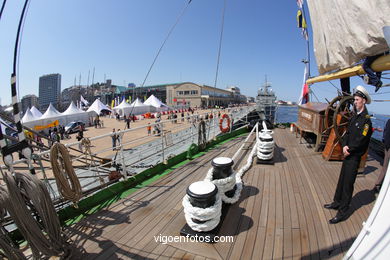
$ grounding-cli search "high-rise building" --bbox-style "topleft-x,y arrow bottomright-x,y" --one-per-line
21,94 -> 39,113
39,73 -> 61,111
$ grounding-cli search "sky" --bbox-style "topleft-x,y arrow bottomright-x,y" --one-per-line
0,0 -> 389,114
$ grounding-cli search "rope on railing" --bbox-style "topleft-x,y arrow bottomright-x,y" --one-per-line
50,142 -> 82,205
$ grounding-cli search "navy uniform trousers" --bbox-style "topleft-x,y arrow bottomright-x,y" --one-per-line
333,155 -> 361,213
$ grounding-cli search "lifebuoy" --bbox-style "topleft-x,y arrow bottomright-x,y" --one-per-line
219,114 -> 231,133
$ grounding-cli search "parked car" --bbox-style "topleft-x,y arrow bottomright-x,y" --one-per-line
64,121 -> 85,134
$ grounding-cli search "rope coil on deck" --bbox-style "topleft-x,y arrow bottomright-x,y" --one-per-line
50,142 -> 82,205
256,130 -> 274,160
182,121 -> 257,232
182,194 -> 222,232
204,144 -> 257,204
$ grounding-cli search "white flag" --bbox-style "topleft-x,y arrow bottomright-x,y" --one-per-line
80,95 -> 89,106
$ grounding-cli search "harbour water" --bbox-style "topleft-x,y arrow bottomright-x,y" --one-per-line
275,105 -> 389,140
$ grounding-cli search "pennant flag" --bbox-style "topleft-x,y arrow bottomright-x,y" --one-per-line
297,10 -> 308,40
80,95 -> 89,106
297,10 -> 306,28
298,65 -> 310,105
296,0 -> 303,9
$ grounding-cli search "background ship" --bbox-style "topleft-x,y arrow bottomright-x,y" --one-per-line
255,77 -> 277,125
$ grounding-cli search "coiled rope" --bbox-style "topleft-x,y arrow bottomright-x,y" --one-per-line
80,137 -> 105,185
182,127 -> 257,231
50,142 -> 82,205
1,171 -> 70,259
204,143 -> 257,204
182,194 -> 222,232
0,186 -> 26,260
80,137 -> 91,155
198,120 -> 207,150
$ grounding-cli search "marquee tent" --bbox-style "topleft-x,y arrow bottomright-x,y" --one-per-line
87,99 -> 112,115
21,108 -> 37,123
30,106 -> 43,118
41,103 -> 61,119
62,101 -> 91,125
113,99 -> 132,116
129,98 -> 151,115
144,95 -> 169,112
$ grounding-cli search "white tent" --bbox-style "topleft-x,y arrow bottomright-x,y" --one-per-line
41,103 -> 61,119
30,106 -> 43,118
62,101 -> 91,126
144,95 -> 169,112
129,98 -> 152,115
62,101 -> 84,115
113,99 -> 132,116
39,103 -> 66,128
21,108 -> 37,123
87,99 -> 112,115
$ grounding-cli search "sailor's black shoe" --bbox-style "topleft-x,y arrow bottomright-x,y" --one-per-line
324,202 -> 340,210
372,185 -> 381,194
329,212 -> 347,224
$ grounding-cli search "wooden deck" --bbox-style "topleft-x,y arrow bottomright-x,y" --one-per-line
66,128 -> 381,259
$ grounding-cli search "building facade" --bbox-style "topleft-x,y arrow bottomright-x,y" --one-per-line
166,82 -> 237,108
21,94 -> 39,113
39,73 -> 61,111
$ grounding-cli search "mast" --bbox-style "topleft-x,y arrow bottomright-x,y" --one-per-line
92,67 -> 95,86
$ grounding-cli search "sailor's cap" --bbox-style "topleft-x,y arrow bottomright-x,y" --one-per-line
354,85 -> 371,104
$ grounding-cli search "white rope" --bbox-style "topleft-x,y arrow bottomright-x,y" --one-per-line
256,129 -> 275,160
182,194 -> 222,232
203,143 -> 257,204
182,124 -> 257,231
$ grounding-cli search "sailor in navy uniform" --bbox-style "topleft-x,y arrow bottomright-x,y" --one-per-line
324,86 -> 373,224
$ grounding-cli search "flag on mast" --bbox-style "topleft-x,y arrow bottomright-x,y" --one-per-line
298,64 -> 310,105
297,10 -> 308,40
80,95 -> 89,106
296,0 -> 303,9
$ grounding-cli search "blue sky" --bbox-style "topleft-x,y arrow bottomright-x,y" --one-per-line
0,0 -> 389,114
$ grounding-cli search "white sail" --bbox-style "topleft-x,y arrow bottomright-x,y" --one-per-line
306,0 -> 390,74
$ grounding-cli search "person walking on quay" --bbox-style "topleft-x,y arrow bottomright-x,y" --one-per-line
147,123 -> 152,136
324,86 -> 373,224
125,116 -> 131,129
373,118 -> 390,193
111,128 -> 117,150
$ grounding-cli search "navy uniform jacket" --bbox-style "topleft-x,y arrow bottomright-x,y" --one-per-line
383,119 -> 390,150
341,107 -> 373,158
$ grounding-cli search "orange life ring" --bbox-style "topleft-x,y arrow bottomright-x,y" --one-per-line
219,114 -> 231,133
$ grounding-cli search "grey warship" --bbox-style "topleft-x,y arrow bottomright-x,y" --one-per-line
255,78 -> 277,124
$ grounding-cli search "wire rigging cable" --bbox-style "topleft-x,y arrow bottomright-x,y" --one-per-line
0,0 -> 7,21
127,0 -> 192,117
213,0 -> 227,91
140,0 -> 192,88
